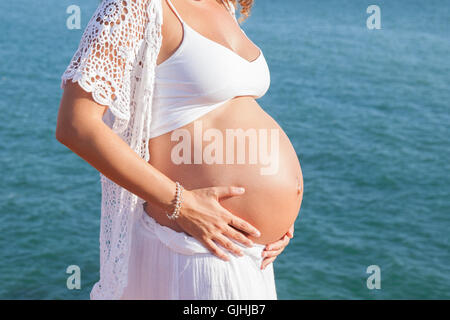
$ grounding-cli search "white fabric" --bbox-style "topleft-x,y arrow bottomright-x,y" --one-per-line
121,205 -> 277,299
60,0 -> 273,300
61,0 -> 163,300
150,0 -> 270,138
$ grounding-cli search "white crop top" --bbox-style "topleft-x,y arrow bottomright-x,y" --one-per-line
149,0 -> 271,138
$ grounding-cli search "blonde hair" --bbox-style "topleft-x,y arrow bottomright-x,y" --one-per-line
229,0 -> 254,24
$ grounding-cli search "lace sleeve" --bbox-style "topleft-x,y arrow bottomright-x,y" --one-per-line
61,0 -> 151,134
61,0 -> 164,300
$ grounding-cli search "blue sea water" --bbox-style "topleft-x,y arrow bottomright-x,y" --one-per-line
0,0 -> 449,299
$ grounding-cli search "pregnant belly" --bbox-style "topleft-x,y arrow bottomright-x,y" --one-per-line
146,97 -> 304,244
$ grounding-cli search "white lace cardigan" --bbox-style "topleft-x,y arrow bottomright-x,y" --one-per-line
60,0 -> 237,300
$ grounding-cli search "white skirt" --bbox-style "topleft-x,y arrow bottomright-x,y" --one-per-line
120,204 -> 277,300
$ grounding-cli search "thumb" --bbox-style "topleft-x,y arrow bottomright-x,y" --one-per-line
212,186 -> 245,200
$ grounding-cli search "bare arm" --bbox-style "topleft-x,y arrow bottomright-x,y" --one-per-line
55,81 -> 261,260
56,81 -> 177,209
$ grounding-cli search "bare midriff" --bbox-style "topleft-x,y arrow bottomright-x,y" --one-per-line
146,96 -> 303,244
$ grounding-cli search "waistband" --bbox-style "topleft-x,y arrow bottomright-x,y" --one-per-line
136,204 -> 266,261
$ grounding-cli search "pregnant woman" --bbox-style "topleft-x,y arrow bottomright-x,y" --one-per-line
57,0 -> 303,299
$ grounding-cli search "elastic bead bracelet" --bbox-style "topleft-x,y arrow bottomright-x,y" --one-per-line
166,181 -> 184,220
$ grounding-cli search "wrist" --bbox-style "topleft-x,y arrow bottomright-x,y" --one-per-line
166,182 -> 184,220
176,189 -> 196,219
144,180 -> 181,215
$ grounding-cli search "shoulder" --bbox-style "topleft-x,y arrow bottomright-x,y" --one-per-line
81,0 -> 163,50
91,0 -> 163,28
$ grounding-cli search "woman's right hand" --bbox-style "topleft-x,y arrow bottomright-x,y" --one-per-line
175,186 -> 261,261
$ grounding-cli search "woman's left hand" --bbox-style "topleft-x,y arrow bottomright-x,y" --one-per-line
260,223 -> 295,270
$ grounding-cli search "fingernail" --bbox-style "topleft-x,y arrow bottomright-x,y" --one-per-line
236,187 -> 245,194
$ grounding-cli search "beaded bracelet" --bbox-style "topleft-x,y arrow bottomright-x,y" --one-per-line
166,181 -> 184,220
